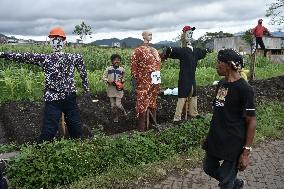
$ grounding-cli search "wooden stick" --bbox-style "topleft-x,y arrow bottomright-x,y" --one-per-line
61,113 -> 66,137
185,99 -> 189,120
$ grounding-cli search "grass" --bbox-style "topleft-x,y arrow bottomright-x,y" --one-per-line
67,102 -> 284,189
2,102 -> 283,189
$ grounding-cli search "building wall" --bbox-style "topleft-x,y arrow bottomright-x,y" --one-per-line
214,36 -> 282,54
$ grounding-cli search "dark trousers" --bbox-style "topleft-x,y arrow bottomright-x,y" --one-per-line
38,93 -> 82,143
0,171 -> 7,189
203,153 -> 239,189
255,37 -> 267,57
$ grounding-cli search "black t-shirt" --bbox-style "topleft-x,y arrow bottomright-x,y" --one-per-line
205,78 -> 256,161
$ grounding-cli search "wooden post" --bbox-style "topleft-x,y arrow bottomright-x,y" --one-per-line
60,113 -> 66,137
185,98 -> 189,121
249,51 -> 256,81
146,109 -> 150,130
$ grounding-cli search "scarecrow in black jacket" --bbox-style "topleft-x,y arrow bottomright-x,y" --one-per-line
162,26 -> 208,122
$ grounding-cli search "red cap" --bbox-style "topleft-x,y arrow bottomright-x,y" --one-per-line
182,26 -> 196,32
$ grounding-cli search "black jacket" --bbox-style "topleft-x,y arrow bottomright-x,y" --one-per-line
165,47 -> 207,98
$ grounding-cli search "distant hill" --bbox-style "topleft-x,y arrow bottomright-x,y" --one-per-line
91,38 -> 120,46
153,40 -> 179,48
272,31 -> 284,37
90,37 -> 143,48
90,37 -> 179,48
121,37 -> 144,48
0,33 -> 7,38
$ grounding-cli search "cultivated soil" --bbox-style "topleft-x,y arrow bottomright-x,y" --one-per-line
0,76 -> 283,144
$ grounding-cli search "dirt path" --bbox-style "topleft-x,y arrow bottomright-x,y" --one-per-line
142,139 -> 284,189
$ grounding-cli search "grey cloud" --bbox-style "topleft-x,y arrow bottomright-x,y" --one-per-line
0,0 -> 269,36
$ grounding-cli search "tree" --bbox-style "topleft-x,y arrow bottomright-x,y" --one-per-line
192,31 -> 233,49
242,30 -> 255,81
266,0 -> 284,25
73,21 -> 92,42
242,30 -> 254,54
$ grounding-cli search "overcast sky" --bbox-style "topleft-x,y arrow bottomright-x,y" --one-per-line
0,0 -> 281,43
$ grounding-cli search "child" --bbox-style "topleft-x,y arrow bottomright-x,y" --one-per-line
102,54 -> 127,122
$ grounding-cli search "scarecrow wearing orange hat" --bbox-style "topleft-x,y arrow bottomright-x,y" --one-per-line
161,25 -> 208,122
0,27 -> 90,142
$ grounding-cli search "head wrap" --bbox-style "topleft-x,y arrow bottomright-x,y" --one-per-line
218,49 -> 244,70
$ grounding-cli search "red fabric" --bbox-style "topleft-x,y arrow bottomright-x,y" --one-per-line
182,26 -> 192,32
252,24 -> 268,37
131,45 -> 161,115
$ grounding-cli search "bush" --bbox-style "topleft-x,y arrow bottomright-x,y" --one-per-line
5,103 -> 284,188
6,119 -> 210,189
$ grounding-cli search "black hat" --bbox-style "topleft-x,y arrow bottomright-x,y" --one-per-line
218,49 -> 244,70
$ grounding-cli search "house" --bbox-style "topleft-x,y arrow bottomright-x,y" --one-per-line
214,36 -> 282,54
214,36 -> 284,63
112,42 -> 120,48
7,38 -> 18,44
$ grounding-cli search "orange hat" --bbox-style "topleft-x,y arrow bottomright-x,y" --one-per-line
48,27 -> 66,40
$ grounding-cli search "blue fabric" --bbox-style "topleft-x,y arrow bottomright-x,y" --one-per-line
38,93 -> 82,142
203,153 -> 239,189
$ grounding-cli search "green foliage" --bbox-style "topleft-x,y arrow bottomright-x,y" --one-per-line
266,0 -> 284,25
192,31 -> 233,49
6,102 -> 284,189
0,45 -> 284,103
73,21 -> 92,41
255,102 -> 284,141
6,119 -> 210,189
0,143 -> 20,153
242,30 -> 254,53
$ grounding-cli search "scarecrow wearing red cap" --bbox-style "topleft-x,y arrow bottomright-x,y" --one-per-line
161,25 -> 208,122
251,19 -> 272,57
0,27 -> 91,142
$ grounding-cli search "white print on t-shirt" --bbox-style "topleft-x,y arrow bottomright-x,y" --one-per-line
151,71 -> 161,84
215,87 -> 228,107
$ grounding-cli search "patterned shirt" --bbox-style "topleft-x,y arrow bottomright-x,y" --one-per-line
131,45 -> 161,82
2,52 -> 89,101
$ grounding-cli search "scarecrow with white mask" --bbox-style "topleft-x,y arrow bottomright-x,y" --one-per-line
0,27 -> 91,143
161,26 -> 208,122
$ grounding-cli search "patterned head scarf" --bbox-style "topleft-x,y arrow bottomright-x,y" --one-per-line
218,49 -> 244,70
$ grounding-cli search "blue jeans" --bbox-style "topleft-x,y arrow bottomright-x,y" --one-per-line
203,153 -> 239,189
38,93 -> 82,143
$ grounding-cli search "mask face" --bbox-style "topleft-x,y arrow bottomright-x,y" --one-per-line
50,37 -> 65,52
142,31 -> 153,42
185,30 -> 193,44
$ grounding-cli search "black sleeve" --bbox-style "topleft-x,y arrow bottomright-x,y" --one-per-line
166,47 -> 183,59
194,48 -> 207,60
243,86 -> 256,117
